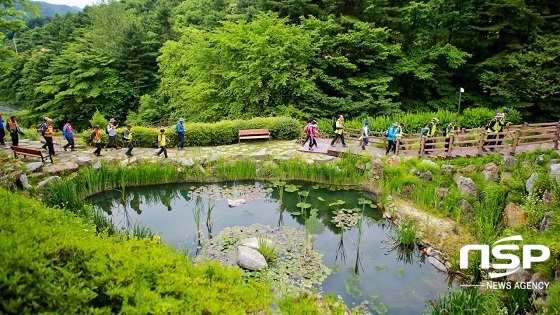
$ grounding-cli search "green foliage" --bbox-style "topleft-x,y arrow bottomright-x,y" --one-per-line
0,187 -> 273,314
425,289 -> 505,315
545,281 -> 560,315
257,236 -> 278,264
277,292 -> 347,315
393,219 -> 418,248
89,109 -> 108,129
80,116 -> 300,147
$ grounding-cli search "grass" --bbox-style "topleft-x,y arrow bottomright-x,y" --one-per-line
257,236 -> 277,264
425,288 -> 503,315
393,219 -> 418,248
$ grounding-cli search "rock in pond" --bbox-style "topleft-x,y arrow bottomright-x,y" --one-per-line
236,245 -> 268,271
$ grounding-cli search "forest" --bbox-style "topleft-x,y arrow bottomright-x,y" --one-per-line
1,0 -> 559,130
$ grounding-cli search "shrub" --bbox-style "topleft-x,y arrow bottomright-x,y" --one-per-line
79,116 -> 300,147
0,187 -> 273,314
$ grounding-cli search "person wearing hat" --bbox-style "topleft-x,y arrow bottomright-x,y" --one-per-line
360,119 -> 370,150
43,118 -> 55,156
62,120 -> 76,151
496,108 -> 512,146
483,113 -> 508,152
175,118 -> 185,149
444,120 -> 458,152
156,129 -> 168,158
385,122 -> 400,155
104,118 -> 119,150
122,124 -> 134,157
90,125 -> 103,156
423,118 -> 439,154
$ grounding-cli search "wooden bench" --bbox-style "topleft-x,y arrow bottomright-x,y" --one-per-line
11,146 -> 53,163
238,129 -> 271,144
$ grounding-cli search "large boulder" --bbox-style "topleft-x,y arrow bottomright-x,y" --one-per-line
482,162 -> 500,182
44,162 -> 79,175
386,155 -> 401,167
236,245 -> 268,271
26,162 -> 44,173
526,173 -> 539,194
416,170 -> 433,181
550,164 -> 560,183
440,164 -> 455,175
249,149 -> 271,158
502,155 -> 517,169
17,174 -> 30,190
239,237 -> 275,251
420,159 -> 440,170
456,176 -> 478,197
75,156 -> 94,167
458,165 -> 477,174
503,202 -> 526,227
37,176 -> 61,188
427,256 -> 447,272
540,211 -> 553,232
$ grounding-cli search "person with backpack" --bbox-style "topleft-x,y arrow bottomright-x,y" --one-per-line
385,122 -> 400,155
483,113 -> 508,152
397,123 -> 407,151
156,129 -> 168,158
422,118 -> 439,154
301,118 -> 314,147
330,115 -> 347,147
175,118 -> 185,149
122,124 -> 133,157
0,114 -> 5,145
62,120 -> 76,151
7,116 -> 20,146
360,119 -> 370,150
496,108 -> 512,146
90,125 -> 102,156
104,118 -> 119,150
444,120 -> 458,152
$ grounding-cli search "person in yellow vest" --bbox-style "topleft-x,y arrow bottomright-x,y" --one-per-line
156,129 -> 168,158
483,113 -> 509,152
90,125 -> 103,156
122,124 -> 133,157
330,115 -> 347,147
444,120 -> 459,152
423,118 -> 439,154
43,118 -> 55,156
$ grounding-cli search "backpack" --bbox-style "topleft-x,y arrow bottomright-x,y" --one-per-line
332,119 -> 337,132
420,125 -> 429,136
443,125 -> 449,137
383,129 -> 389,137
303,124 -> 310,135
484,119 -> 495,131
105,125 -> 110,135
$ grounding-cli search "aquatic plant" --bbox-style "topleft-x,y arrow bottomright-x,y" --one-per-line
257,236 -> 277,264
392,219 -> 418,248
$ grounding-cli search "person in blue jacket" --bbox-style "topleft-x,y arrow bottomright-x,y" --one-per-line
175,118 -> 185,149
385,122 -> 400,155
0,114 -> 5,145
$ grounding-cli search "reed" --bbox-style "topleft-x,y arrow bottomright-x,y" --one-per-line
257,236 -> 277,264
393,219 -> 418,248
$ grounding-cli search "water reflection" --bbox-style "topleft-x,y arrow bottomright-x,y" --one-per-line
88,182 -> 454,315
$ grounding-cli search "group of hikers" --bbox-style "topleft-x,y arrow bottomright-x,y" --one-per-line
301,108 -> 512,155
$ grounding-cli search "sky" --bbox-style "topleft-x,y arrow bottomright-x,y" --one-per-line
37,0 -> 98,9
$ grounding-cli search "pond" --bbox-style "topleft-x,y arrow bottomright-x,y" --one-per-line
89,181 -> 453,314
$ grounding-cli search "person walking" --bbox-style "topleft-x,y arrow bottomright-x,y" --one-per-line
496,108 -> 511,146
175,118 -> 185,149
7,116 -> 20,146
301,118 -> 314,147
423,118 -> 439,154
360,119 -> 370,150
156,129 -> 168,158
0,114 -> 5,145
444,120 -> 458,152
123,124 -> 133,157
385,122 -> 400,155
308,119 -> 318,151
483,113 -> 508,152
330,115 -> 347,147
62,120 -> 76,151
90,125 -> 103,156
105,118 -> 119,150
43,118 -> 55,156
397,123 -> 407,151
39,118 -> 48,150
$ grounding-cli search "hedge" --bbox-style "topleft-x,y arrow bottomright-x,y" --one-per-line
80,116 -> 301,148
0,187 -> 272,314
316,108 -> 523,136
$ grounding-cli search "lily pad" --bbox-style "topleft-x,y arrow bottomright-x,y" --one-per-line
374,265 -> 388,271
298,191 -> 309,197
296,202 -> 311,209
312,185 -> 320,189
291,212 -> 301,216
317,197 -> 325,201
358,198 -> 372,205
370,203 -> 378,209
285,185 -> 299,192
328,200 -> 345,207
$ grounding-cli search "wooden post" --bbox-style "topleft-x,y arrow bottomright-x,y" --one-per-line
447,135 -> 454,158
511,130 -> 520,155
520,122 -> 528,144
477,133 -> 485,155
419,137 -> 426,156
554,122 -> 560,150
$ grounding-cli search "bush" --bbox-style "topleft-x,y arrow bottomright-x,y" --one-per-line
79,116 -> 300,147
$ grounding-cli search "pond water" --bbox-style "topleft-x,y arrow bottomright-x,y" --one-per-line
89,181 -> 453,314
